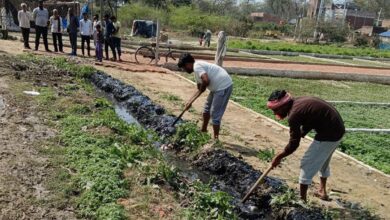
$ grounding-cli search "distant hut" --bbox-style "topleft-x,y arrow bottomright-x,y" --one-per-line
379,31 -> 390,50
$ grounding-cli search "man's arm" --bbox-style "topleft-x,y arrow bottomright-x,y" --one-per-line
18,11 -> 21,23
32,8 -> 37,20
185,73 -> 209,110
300,125 -> 312,138
271,118 -> 302,168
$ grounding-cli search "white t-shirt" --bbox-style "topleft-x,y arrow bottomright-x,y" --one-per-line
32,7 -> 48,27
50,16 -> 62,33
18,10 -> 32,28
193,61 -> 232,92
80,19 -> 93,36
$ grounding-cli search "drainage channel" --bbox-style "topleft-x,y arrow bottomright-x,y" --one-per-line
90,71 -> 326,219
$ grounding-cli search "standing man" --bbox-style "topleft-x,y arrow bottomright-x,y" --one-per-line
67,8 -> 79,56
178,53 -> 233,140
49,9 -> 63,53
103,14 -> 116,61
267,90 -> 345,202
80,12 -> 93,57
18,3 -> 32,49
203,30 -> 212,48
111,16 -> 122,61
33,0 -> 50,52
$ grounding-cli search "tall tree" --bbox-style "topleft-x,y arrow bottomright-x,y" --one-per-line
352,0 -> 389,18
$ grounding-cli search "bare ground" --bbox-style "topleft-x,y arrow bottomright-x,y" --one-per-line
0,54 -> 77,219
1,38 -> 390,219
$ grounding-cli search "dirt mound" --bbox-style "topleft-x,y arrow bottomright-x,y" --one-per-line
0,54 -> 74,85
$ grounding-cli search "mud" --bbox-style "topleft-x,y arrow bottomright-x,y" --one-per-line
194,149 -> 325,219
90,71 -> 326,219
90,72 -> 181,137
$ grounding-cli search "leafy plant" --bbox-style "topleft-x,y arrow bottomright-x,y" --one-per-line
190,181 -> 236,219
171,122 -> 211,151
257,148 -> 276,162
270,188 -> 299,207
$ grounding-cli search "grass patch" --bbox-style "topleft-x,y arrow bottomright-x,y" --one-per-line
160,93 -> 182,102
229,39 -> 390,58
257,148 -> 276,162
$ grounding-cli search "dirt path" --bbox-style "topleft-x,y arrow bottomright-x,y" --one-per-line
0,60 -> 76,219
10,33 -> 390,77
1,38 -> 390,218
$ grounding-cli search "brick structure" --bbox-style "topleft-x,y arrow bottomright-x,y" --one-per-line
250,12 -> 283,24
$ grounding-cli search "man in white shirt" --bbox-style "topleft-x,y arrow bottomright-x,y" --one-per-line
49,9 -> 63,52
32,0 -> 50,52
80,12 -> 93,56
178,53 -> 233,139
18,3 -> 32,49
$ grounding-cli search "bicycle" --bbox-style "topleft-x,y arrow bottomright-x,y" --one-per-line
134,42 -> 176,65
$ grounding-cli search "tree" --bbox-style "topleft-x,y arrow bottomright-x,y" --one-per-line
352,0 -> 389,19
265,0 -> 302,20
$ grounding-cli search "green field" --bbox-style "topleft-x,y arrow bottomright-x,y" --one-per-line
230,75 -> 390,174
228,39 -> 390,58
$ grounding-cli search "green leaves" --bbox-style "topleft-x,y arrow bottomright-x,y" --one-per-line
171,122 -> 211,151
257,148 -> 276,162
229,39 -> 390,58
189,181 -> 236,220
270,188 -> 299,207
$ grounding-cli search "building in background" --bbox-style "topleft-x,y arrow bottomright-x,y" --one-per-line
250,12 -> 284,24
379,31 -> 390,50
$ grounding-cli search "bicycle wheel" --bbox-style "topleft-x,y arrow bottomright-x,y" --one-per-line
135,46 -> 155,64
165,51 -> 177,63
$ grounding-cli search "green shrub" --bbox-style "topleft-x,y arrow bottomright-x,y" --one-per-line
190,181 -> 236,219
270,188 -> 299,207
257,148 -> 275,162
171,122 -> 211,150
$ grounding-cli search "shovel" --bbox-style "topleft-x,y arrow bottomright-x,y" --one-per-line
172,108 -> 187,127
171,95 -> 199,127
241,165 -> 273,203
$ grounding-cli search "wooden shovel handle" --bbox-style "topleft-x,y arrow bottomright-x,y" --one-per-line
241,165 -> 273,203
172,94 -> 201,127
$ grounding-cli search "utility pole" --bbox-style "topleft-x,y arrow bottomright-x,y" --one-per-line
99,0 -> 102,24
155,20 -> 160,66
377,7 -> 382,26
314,0 -> 324,41
342,0 -> 347,24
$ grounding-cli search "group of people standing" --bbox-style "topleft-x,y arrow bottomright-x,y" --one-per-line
18,0 -> 122,62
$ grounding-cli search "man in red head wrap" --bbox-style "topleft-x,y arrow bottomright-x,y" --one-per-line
267,90 -> 345,202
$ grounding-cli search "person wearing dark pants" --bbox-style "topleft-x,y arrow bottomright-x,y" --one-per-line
32,0 -> 50,51
67,8 -> 79,56
50,9 -> 63,52
103,14 -> 116,61
80,13 -> 93,56
111,16 -> 122,61
95,24 -> 104,62
21,27 -> 30,48
18,3 -> 32,49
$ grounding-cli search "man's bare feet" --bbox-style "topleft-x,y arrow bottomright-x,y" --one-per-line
313,191 -> 331,201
